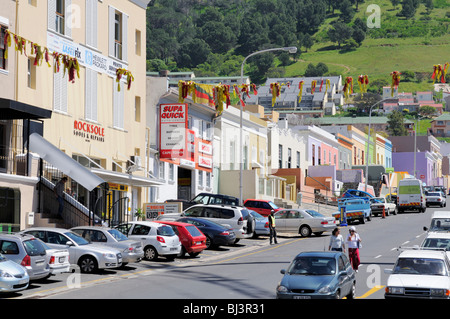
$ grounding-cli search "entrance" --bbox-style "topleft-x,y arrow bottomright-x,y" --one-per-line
178,167 -> 192,200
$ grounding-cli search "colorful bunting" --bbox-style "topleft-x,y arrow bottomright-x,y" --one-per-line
390,71 -> 401,97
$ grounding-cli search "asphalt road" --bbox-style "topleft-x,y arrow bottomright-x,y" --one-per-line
3,206 -> 437,301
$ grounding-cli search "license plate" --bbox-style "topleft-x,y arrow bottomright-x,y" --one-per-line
293,296 -> 311,299
170,248 -> 178,251
59,257 -> 65,263
196,241 -> 202,245
118,258 -> 122,263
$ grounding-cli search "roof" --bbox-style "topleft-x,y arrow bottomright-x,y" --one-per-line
432,114 -> 450,122
0,98 -> 52,120
431,211 -> 450,219
425,232 -> 450,239
398,249 -> 447,259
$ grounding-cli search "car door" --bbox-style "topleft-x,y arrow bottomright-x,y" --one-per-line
273,210 -> 289,231
339,254 -> 353,296
47,231 -> 79,264
284,210 -> 303,232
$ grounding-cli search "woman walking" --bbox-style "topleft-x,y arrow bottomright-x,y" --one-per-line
347,226 -> 361,272
329,227 -> 345,252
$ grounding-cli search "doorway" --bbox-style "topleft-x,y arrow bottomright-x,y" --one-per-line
178,167 -> 192,200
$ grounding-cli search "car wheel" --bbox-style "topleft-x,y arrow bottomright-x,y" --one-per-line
205,236 -> 213,249
347,282 -> 356,299
178,246 -> 186,258
79,255 -> 98,273
299,225 -> 311,237
144,246 -> 158,261
189,252 -> 201,258
393,207 -> 398,215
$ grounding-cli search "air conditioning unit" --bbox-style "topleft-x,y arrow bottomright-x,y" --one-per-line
130,155 -> 142,167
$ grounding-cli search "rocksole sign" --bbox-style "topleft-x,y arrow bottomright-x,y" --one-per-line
73,120 -> 105,142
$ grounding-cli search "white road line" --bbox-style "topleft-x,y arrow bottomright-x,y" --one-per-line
374,255 -> 382,259
391,247 -> 397,251
402,241 -> 409,245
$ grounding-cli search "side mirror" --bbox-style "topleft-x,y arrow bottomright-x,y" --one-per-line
423,226 -> 428,231
280,269 -> 286,274
66,241 -> 74,246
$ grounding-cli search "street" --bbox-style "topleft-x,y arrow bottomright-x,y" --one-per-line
3,207 -> 435,301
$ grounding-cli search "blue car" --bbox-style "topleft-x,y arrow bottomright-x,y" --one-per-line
276,251 -> 356,299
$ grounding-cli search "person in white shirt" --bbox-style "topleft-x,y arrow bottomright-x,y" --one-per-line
329,228 -> 345,252
347,226 -> 361,272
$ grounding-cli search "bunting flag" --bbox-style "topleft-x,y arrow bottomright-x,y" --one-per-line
270,82 -> 281,107
390,71 -> 401,97
2,29 -> 134,88
298,81 -> 304,104
325,79 -> 331,93
193,83 -> 215,107
432,63 -> 449,84
311,80 -> 317,94
213,84 -> 231,115
343,77 -> 353,100
319,79 -> 324,92
357,75 -> 369,95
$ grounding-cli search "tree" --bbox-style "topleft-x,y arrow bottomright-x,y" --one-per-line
339,0 -> 355,23
387,110 -> 408,136
400,0 -> 416,18
390,0 -> 401,9
328,22 -> 353,48
418,105 -> 437,119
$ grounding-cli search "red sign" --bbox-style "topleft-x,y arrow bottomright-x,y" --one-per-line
73,120 -> 105,142
159,103 -> 188,159
420,175 -> 425,179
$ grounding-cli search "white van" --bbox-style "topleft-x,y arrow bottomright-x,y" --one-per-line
397,178 -> 426,213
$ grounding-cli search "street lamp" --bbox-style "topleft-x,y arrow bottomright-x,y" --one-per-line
364,97 -> 390,193
239,46 -> 298,205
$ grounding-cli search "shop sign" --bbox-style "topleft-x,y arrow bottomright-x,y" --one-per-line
159,103 -> 188,159
73,120 -> 105,142
143,202 -> 182,220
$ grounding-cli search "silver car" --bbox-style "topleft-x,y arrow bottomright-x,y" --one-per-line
248,210 -> 270,237
426,191 -> 447,207
274,209 -> 337,237
71,226 -> 144,265
21,228 -> 123,274
0,253 -> 29,293
0,233 -> 50,280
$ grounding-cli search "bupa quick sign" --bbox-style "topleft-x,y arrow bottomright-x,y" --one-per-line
159,103 -> 188,159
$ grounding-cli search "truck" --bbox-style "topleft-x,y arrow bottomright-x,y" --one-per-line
370,197 -> 397,216
397,178 -> 426,213
333,198 -> 372,224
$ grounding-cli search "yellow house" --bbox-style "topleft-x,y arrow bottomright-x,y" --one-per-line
0,0 -> 154,230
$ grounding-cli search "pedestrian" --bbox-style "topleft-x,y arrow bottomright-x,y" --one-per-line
347,226 -> 361,272
268,209 -> 278,245
54,176 -> 68,217
329,227 -> 345,252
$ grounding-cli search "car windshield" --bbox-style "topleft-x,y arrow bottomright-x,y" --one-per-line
287,256 -> 336,276
185,225 -> 203,237
393,257 -> 448,276
429,218 -> 450,231
422,238 -> 450,251
370,198 -> 383,204
64,231 -> 90,246
304,210 -> 325,218
428,192 -> 441,196
157,225 -> 176,236
107,229 -> 129,242
23,238 -> 47,256
268,201 -> 279,210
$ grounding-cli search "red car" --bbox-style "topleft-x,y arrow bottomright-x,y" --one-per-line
155,221 -> 206,257
243,199 -> 282,217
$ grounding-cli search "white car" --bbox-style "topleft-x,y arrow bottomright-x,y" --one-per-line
370,197 -> 397,216
38,239 -> 71,276
384,250 -> 450,299
421,232 -> 450,251
426,191 -> 447,208
21,228 -> 123,273
274,209 -> 336,237
115,221 -> 181,261
423,211 -> 450,232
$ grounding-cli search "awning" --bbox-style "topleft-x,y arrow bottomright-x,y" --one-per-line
0,98 -> 52,120
29,133 -> 105,191
91,168 -> 165,187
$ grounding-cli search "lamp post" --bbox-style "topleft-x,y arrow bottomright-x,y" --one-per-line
364,98 -> 390,193
239,46 -> 297,205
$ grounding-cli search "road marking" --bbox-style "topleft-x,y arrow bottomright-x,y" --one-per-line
374,255 -> 382,259
391,247 -> 397,251
402,241 -> 409,245
357,285 -> 385,299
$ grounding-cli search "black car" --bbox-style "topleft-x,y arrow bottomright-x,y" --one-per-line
166,193 -> 240,210
177,217 -> 236,249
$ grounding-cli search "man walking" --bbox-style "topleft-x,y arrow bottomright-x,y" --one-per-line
54,176 -> 67,217
268,209 -> 278,245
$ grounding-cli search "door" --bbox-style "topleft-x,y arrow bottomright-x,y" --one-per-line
46,231 -> 78,264
273,210 -> 289,231
284,210 -> 304,232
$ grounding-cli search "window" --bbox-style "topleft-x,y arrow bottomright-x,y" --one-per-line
169,163 -> 174,181
0,241 -> 19,255
135,96 -> 141,122
278,144 -> 283,169
56,0 -> 65,34
53,67 -> 68,113
131,224 -> 150,236
206,172 -> 211,188
0,25 -> 7,70
135,29 -> 141,56
113,81 -> 124,129
198,170 -> 203,187
288,148 -> 292,168
27,58 -> 36,89
86,0 -> 98,48
296,151 -> 300,168
109,6 -> 128,61
159,161 -> 165,180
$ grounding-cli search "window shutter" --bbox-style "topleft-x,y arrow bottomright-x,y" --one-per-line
86,0 -> 98,47
121,13 -> 128,61
48,0 -> 56,31
53,71 -> 61,111
65,0 -> 72,37
61,72 -> 68,113
85,68 -> 92,120
108,6 -> 115,57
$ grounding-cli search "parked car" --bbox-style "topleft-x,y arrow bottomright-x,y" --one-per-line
0,233 -> 50,281
71,226 -> 144,265
341,189 -> 373,199
424,211 -> 450,232
20,228 -> 123,273
243,199 -> 281,217
426,191 -> 447,207
370,197 -> 397,216
276,251 -> 356,299
155,221 -> 206,257
421,232 -> 450,251
274,209 -> 336,237
176,217 -> 236,249
114,221 -> 181,261
38,240 -> 71,276
0,253 -> 29,293
166,193 -> 240,211
332,198 -> 372,224
384,249 -> 450,299
397,178 -> 426,213
181,204 -> 253,241
248,210 -> 269,237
